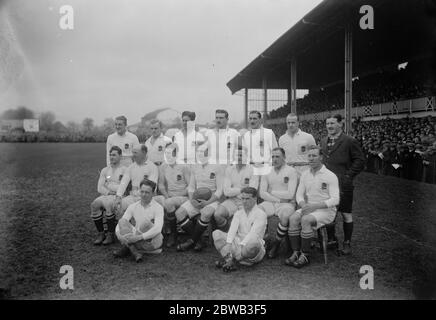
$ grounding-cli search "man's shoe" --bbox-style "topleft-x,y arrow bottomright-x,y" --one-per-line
284,251 -> 300,266
93,232 -> 106,245
340,241 -> 352,256
128,245 -> 143,263
215,259 -> 226,269
267,239 -> 281,259
113,246 -> 130,258
193,241 -> 204,252
292,252 -> 310,269
222,258 -> 237,273
102,232 -> 114,245
165,233 -> 177,248
176,239 -> 194,252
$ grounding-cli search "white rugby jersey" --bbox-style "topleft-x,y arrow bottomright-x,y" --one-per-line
188,163 -> 223,198
224,164 -> 259,198
116,161 -> 159,197
98,165 -> 126,195
173,129 -> 205,165
204,127 -> 240,165
159,163 -> 190,197
259,164 -> 298,202
145,134 -> 172,164
226,205 -> 267,246
279,129 -> 316,174
106,131 -> 140,167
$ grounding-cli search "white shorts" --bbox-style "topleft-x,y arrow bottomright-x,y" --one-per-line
295,208 -> 337,229
91,195 -> 116,217
258,201 -> 295,217
180,199 -> 219,218
219,198 -> 243,217
164,196 -> 188,212
115,220 -> 163,253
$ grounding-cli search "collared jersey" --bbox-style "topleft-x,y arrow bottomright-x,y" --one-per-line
296,165 -> 340,208
106,131 -> 140,167
173,129 -> 206,164
224,165 -> 259,199
160,163 -> 190,197
98,165 -> 126,195
145,134 -> 172,164
278,129 -> 316,164
226,205 -> 267,246
242,126 -> 278,164
117,161 -> 159,197
188,163 -> 223,196
260,164 -> 298,201
204,127 -> 240,165
121,199 -> 164,239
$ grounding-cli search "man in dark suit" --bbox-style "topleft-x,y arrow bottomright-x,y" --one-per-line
321,114 -> 365,255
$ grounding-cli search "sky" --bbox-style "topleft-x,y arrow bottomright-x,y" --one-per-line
0,0 -> 322,125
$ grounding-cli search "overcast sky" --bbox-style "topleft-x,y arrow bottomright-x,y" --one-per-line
0,0 -> 321,125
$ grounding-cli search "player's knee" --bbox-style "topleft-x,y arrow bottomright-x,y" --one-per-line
200,207 -> 214,221
212,229 -> 225,242
301,214 -> 315,227
241,242 -> 260,259
289,212 -> 301,227
342,212 -> 353,223
175,208 -> 187,221
90,199 -> 102,212
214,206 -> 228,220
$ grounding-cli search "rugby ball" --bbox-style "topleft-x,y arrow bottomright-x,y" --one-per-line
192,187 -> 212,201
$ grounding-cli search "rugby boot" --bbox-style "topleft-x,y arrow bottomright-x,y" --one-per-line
292,252 -> 310,269
102,232 -> 114,245
113,245 -> 130,258
176,239 -> 195,252
284,251 -> 300,266
222,256 -> 237,273
128,245 -> 143,263
215,258 -> 226,269
93,232 -> 106,245
193,240 -> 205,252
340,241 -> 352,256
267,239 -> 281,259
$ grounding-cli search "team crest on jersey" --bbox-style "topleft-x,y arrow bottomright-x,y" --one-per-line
259,140 -> 264,147
210,172 -> 216,179
119,175 -> 123,181
244,178 -> 250,185
158,146 -> 163,151
321,182 -> 327,190
144,174 -> 149,180
176,174 -> 182,181
301,145 -> 306,153
227,142 -> 231,149
284,177 -> 289,183
124,143 -> 129,150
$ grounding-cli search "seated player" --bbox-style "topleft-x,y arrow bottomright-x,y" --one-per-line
91,146 -> 125,245
113,179 -> 164,262
175,145 -> 224,252
285,145 -> 339,268
258,147 -> 298,259
213,187 -> 267,272
214,146 -> 259,232
114,145 -> 158,215
157,144 -> 191,247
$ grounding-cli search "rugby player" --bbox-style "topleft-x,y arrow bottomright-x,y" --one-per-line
106,116 -> 140,167
144,119 -> 172,166
285,145 -> 340,268
91,146 -> 125,245
114,145 -> 159,215
213,146 -> 259,232
157,144 -> 191,247
173,111 -> 205,165
175,144 -> 224,252
320,114 -> 365,255
278,113 -> 316,176
113,179 -> 164,262
213,187 -> 267,272
258,147 -> 298,259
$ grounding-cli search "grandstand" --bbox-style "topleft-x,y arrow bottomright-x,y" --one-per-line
226,0 -> 436,183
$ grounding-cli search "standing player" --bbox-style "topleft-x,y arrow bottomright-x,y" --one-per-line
175,145 -> 224,252
114,145 -> 159,215
113,179 -> 164,262
90,146 -> 125,245
279,113 -> 316,176
106,116 -> 140,167
213,187 -> 267,272
204,109 -> 240,165
258,148 -> 298,259
144,119 -> 172,166
158,144 -> 191,247
242,111 -> 278,176
173,111 -> 205,165
214,146 -> 259,232
320,114 -> 365,255
286,145 -> 340,268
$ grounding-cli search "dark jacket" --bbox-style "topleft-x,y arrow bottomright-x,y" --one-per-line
320,133 -> 365,185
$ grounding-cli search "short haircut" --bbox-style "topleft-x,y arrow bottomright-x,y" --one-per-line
272,147 -> 286,157
182,111 -> 196,121
326,114 -> 343,123
307,145 -> 323,156
215,109 -> 229,119
286,113 -> 299,121
140,179 -> 156,192
140,145 -> 148,154
115,116 -> 127,125
109,146 -> 122,155
150,119 -> 163,128
249,110 -> 262,119
241,187 -> 257,198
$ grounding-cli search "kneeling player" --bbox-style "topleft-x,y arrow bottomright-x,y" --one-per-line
285,146 -> 339,268
213,187 -> 267,272
258,148 -> 298,258
113,180 -> 164,262
175,145 -> 224,252
91,146 -> 125,245
214,146 -> 259,232
157,145 -> 191,247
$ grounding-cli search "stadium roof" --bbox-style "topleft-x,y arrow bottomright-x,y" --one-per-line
226,0 -> 435,93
